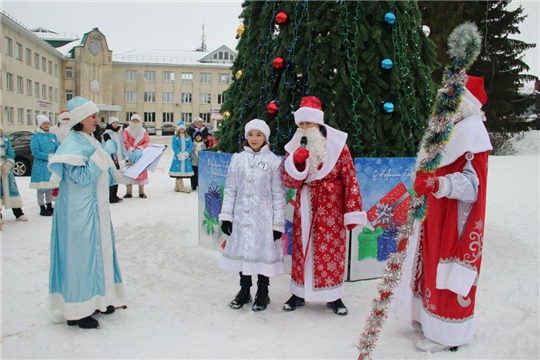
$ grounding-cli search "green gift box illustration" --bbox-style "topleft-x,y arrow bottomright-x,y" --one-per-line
357,226 -> 384,261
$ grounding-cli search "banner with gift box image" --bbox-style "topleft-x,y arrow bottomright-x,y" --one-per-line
347,157 -> 416,281
198,151 -> 415,281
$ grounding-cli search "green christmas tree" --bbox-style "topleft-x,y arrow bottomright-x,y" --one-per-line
419,1 -> 538,138
218,0 -> 438,158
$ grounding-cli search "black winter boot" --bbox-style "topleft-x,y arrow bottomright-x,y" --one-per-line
46,203 -> 54,215
40,205 -> 51,216
252,285 -> 270,312
67,316 -> 99,329
230,287 -> 252,309
283,294 -> 305,311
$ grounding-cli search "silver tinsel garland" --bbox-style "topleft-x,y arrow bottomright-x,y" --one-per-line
357,22 -> 482,360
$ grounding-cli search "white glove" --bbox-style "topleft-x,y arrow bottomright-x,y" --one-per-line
177,153 -> 186,161
183,151 -> 189,158
1,163 -> 12,175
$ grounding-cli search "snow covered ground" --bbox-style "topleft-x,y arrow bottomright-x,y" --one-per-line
1,131 -> 539,359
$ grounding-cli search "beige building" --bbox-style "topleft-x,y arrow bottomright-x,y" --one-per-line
1,11 -> 233,133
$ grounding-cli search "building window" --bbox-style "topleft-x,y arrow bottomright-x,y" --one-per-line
16,76 -> 23,93
163,112 -> 174,123
15,43 -> 22,60
35,82 -> 40,97
218,74 -> 230,84
218,93 -> 226,104
65,66 -> 73,78
48,60 -> 52,74
144,112 -> 156,123
42,84 -> 47,99
48,86 -> 53,101
163,71 -> 175,82
181,93 -> 192,103
26,79 -> 32,95
66,90 -> 73,101
219,52 -> 223,60
54,88 -> 58,102
26,48 -> 32,65
144,71 -> 156,82
125,70 -> 137,81
26,109 -> 33,125
6,72 -> 13,91
199,113 -> 211,122
181,72 -> 193,83
125,112 -> 137,122
181,112 -> 192,122
163,92 -> 174,103
34,53 -> 40,69
224,52 -> 229,60
200,73 -> 212,84
5,107 -> 13,124
125,91 -> 137,103
17,108 -> 23,124
54,64 -> 58,77
41,57 -> 46,72
4,37 -> 12,56
34,112 -> 40,125
144,91 -> 155,103
199,93 -> 211,104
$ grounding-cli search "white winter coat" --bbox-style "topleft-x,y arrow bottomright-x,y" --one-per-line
218,145 -> 286,277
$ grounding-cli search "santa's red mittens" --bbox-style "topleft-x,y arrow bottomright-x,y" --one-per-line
293,147 -> 310,166
414,171 -> 440,195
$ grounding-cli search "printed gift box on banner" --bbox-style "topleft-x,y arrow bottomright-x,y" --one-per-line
357,227 -> 383,261
367,181 -> 410,230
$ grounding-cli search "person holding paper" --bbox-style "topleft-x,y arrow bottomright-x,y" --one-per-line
122,114 -> 150,198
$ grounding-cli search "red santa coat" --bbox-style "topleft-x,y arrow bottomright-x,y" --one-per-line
392,114 -> 492,347
123,128 -> 150,184
282,125 -> 367,301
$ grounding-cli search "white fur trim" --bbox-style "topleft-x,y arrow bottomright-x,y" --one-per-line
69,101 -> 99,127
433,176 -> 450,198
294,107 -> 324,125
344,211 -> 368,226
29,181 -> 58,189
244,119 -> 270,140
436,262 -> 477,297
218,213 -> 233,222
284,154 -> 309,180
439,114 -> 492,168
463,89 -> 482,110
58,112 -> 70,121
131,114 -> 142,121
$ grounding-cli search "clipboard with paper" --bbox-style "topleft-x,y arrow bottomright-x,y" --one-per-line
123,144 -> 167,179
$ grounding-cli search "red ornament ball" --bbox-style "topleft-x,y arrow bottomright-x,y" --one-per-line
273,57 -> 285,69
276,12 -> 288,24
267,101 -> 278,115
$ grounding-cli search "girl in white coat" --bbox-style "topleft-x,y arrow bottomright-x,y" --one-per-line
218,119 -> 286,311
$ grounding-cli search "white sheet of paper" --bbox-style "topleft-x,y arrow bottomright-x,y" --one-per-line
123,144 -> 167,179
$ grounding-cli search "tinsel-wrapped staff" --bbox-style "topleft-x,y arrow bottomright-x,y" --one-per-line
357,22 -> 492,358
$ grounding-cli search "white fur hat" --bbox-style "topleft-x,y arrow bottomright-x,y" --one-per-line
244,119 -> 270,140
66,96 -> 99,128
37,114 -> 50,127
108,116 -> 120,125
131,114 -> 142,122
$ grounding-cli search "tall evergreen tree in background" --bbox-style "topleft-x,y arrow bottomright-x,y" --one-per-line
218,0 -> 438,157
419,1 -> 538,138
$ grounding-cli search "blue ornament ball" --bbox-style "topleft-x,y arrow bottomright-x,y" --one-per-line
384,12 -> 396,24
381,58 -> 393,70
383,102 -> 395,114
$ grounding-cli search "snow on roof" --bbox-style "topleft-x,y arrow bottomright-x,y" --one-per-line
112,48 -> 231,67
55,38 -> 82,58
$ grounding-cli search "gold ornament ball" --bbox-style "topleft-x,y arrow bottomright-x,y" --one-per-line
235,70 -> 243,79
237,25 -> 246,37
223,111 -> 231,118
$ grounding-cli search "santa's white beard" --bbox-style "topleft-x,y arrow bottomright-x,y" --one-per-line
295,127 -> 327,180
128,123 -> 143,138
58,120 -> 71,138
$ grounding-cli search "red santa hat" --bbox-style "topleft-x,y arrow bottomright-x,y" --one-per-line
57,110 -> 70,121
294,96 -> 324,126
464,75 -> 488,109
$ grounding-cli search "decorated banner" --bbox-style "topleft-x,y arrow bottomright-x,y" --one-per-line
348,157 -> 416,280
198,151 -> 415,280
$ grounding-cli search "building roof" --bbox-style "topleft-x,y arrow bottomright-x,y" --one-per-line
112,48 -> 234,67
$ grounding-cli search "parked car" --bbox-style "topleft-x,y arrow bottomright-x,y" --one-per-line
161,123 -> 175,135
146,124 -> 156,135
8,131 -> 35,176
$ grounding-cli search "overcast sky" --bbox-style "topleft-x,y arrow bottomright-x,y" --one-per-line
2,1 -> 538,77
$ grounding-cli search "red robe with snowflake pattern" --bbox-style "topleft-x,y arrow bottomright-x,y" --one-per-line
282,127 -> 366,301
